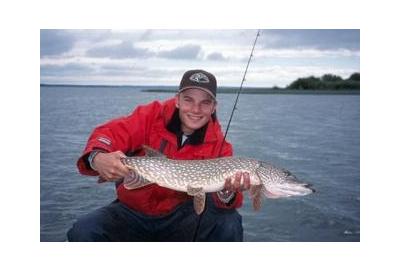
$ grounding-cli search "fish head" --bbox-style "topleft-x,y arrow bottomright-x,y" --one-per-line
257,161 -> 315,198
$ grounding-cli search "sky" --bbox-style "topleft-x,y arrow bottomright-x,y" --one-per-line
40,29 -> 360,87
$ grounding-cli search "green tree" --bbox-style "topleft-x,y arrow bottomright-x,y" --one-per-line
286,73 -> 360,90
287,76 -> 323,90
348,73 -> 360,81
321,74 -> 343,82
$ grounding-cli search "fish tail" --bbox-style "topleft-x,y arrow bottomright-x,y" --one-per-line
123,170 -> 152,190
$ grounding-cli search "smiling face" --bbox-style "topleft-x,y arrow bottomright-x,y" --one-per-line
175,88 -> 217,135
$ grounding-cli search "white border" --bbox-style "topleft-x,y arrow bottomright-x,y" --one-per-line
2,0 -> 399,269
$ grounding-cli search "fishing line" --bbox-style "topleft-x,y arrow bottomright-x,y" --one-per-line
218,29 -> 260,157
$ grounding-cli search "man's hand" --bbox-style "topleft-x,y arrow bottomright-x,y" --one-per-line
92,151 -> 131,182
224,171 -> 251,192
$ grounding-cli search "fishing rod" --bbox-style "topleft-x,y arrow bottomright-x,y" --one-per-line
191,30 -> 261,241
218,29 -> 260,157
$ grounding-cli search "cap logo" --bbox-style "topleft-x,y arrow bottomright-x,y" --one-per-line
189,72 -> 210,83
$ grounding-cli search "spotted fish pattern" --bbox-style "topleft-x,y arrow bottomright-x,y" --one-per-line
121,146 -> 315,214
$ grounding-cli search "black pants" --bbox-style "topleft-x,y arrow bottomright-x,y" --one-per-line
67,194 -> 243,242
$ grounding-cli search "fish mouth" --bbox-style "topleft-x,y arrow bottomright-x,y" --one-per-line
304,183 -> 316,193
264,183 -> 315,198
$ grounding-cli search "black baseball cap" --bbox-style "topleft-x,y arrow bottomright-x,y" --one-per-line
178,69 -> 217,99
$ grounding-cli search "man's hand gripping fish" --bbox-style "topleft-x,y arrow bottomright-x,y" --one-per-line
121,145 -> 315,215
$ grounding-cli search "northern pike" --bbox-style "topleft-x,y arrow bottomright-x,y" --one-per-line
121,146 -> 315,214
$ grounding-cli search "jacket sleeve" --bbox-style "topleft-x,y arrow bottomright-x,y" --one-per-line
76,101 -> 160,176
211,139 -> 244,209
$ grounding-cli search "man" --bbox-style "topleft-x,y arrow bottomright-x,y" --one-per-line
67,69 -> 250,241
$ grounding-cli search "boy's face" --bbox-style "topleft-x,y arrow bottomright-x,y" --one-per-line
175,88 -> 217,135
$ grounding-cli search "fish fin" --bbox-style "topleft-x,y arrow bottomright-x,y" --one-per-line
249,184 -> 263,211
187,185 -> 203,196
187,185 -> 206,215
97,176 -> 107,183
98,176 -> 124,184
142,145 -> 166,158
123,171 -> 152,190
193,193 -> 206,215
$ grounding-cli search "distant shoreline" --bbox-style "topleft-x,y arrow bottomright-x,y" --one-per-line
142,88 -> 360,95
41,84 -> 360,95
41,72 -> 360,95
40,84 -> 145,88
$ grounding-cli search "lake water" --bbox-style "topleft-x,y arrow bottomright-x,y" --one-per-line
40,85 -> 360,242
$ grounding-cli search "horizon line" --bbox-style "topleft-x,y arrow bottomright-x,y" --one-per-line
40,83 -> 281,89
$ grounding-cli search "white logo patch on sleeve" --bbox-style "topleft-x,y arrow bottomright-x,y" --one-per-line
97,136 -> 112,146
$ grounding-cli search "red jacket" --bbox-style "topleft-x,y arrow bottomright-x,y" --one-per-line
77,98 -> 243,215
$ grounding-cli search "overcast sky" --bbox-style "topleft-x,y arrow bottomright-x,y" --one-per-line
40,29 -> 360,87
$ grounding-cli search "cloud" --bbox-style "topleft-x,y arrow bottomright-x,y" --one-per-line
86,40 -> 153,59
40,29 -> 360,86
206,52 -> 228,61
40,29 -> 76,57
260,29 -> 360,50
157,44 -> 202,59
40,63 -> 94,76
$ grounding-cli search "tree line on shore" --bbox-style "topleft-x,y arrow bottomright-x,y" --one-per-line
285,73 -> 360,90
41,72 -> 360,92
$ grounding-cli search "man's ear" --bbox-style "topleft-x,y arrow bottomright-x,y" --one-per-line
175,94 -> 179,108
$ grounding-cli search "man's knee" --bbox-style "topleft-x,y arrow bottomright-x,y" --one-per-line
67,214 -> 108,242
217,212 -> 243,241
198,210 -> 243,241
